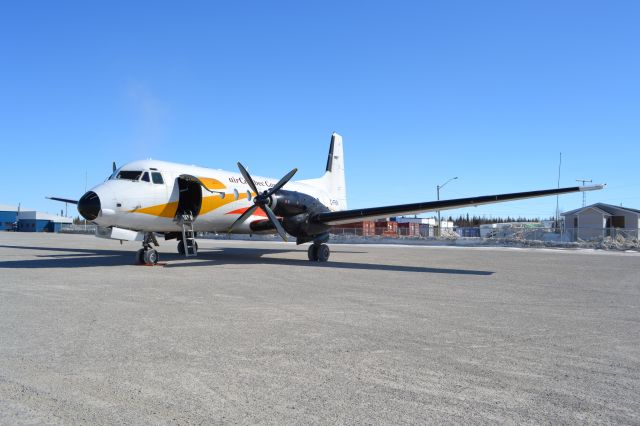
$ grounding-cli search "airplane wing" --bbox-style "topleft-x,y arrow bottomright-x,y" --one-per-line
46,196 -> 79,205
314,185 -> 604,226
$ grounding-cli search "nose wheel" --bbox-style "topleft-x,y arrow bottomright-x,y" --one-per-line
137,248 -> 159,265
136,232 -> 160,265
308,243 -> 330,262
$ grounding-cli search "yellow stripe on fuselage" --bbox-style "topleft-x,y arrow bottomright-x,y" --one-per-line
200,193 -> 249,215
131,193 -> 252,218
132,201 -> 179,218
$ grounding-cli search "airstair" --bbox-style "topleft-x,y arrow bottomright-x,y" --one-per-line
178,212 -> 197,257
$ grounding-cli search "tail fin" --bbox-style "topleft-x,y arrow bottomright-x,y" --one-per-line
298,132 -> 348,211
323,133 -> 347,210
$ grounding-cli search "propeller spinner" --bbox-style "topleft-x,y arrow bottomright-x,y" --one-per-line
227,162 -> 297,241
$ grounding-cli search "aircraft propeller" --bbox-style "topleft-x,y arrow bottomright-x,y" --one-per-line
227,162 -> 297,241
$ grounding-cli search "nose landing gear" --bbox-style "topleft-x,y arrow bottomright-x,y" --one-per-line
136,232 -> 160,265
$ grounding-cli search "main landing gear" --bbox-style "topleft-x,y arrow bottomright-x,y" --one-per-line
136,232 -> 160,265
177,239 -> 198,256
308,243 -> 330,262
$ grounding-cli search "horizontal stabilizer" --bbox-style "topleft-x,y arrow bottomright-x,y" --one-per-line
314,185 -> 604,226
46,196 -> 79,205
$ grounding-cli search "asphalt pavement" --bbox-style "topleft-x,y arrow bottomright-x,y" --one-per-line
1,233 -> 639,424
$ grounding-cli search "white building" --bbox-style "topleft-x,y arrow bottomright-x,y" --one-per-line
16,210 -> 73,232
562,203 -> 640,241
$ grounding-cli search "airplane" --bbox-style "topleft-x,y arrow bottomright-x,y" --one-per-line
48,133 -> 603,265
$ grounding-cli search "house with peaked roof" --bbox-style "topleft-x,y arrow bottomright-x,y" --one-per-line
562,203 -> 640,241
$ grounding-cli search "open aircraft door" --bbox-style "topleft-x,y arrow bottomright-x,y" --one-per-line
176,175 -> 203,220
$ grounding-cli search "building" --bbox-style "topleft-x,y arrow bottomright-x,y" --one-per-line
0,204 -> 19,230
333,220 -> 398,237
395,217 -> 434,237
16,211 -> 73,232
562,203 -> 640,241
395,216 -> 454,237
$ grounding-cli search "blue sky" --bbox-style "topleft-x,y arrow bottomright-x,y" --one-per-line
1,1 -> 638,219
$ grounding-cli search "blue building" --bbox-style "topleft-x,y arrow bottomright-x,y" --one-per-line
0,204 -> 19,230
16,210 -> 73,232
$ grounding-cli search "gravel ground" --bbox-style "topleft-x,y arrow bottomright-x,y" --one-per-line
1,232 -> 639,424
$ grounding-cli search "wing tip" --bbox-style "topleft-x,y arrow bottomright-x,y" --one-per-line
579,184 -> 606,192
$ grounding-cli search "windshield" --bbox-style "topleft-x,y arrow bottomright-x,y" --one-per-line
115,170 -> 143,181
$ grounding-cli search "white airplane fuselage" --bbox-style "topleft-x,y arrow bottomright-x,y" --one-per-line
89,159 -> 335,234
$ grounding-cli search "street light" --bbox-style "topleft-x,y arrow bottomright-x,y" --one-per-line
437,176 -> 458,237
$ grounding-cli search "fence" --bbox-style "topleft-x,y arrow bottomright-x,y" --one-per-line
59,223 -> 97,234
330,225 -> 639,243
330,225 -> 437,238
562,227 -> 638,242
57,223 -> 639,243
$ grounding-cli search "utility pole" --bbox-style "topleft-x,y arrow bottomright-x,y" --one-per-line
436,176 -> 458,237
576,178 -> 592,207
555,153 -> 561,231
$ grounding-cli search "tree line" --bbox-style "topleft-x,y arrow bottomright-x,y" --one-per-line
449,213 -> 548,227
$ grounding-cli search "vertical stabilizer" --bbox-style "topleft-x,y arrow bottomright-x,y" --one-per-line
322,133 -> 347,210
296,132 -> 348,211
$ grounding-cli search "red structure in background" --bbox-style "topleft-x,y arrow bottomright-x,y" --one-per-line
333,220 -> 398,237
396,221 -> 421,237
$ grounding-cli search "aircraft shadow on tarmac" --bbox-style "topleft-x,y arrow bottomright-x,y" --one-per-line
0,244 -> 493,276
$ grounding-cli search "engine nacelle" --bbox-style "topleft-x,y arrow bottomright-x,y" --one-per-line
259,190 -> 333,244
270,190 -> 328,217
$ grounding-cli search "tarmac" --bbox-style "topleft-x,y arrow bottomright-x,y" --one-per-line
1,232 -> 639,424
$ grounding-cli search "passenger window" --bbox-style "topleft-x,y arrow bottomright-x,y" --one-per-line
141,172 -> 150,182
151,172 -> 164,184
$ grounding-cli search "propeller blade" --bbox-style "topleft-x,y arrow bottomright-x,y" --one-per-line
112,161 -> 116,172
237,162 -> 259,195
267,168 -> 298,196
263,205 -> 288,242
227,205 -> 258,233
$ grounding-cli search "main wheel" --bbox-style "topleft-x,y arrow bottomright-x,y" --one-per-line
177,240 -> 185,255
143,249 -> 159,265
135,248 -> 145,264
187,240 -> 198,255
308,244 -> 319,261
317,244 -> 330,262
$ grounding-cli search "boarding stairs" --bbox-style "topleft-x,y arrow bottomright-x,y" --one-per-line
178,212 -> 197,257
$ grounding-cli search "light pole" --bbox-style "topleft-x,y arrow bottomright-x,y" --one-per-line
437,176 -> 458,237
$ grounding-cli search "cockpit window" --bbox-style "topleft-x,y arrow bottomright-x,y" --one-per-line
116,170 -> 143,180
151,172 -> 164,184
141,172 -> 150,182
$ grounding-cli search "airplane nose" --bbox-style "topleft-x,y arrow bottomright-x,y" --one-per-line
78,191 -> 101,220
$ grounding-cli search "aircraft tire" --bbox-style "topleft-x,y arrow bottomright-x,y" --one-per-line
136,249 -> 145,265
187,240 -> 198,255
307,244 -> 319,261
177,241 -> 185,255
143,249 -> 159,265
317,244 -> 330,262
